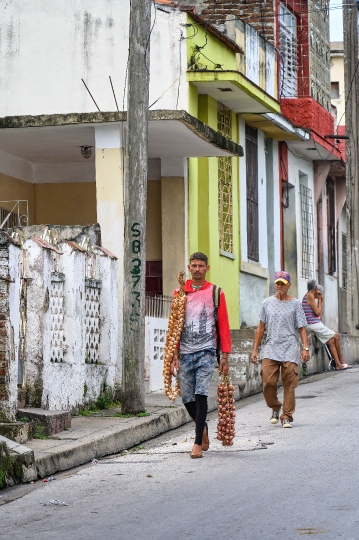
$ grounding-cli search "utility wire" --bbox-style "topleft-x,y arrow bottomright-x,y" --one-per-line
109,76 -> 120,112
81,79 -> 101,112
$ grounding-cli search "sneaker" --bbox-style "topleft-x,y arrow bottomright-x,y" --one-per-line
282,419 -> 292,428
270,410 -> 280,424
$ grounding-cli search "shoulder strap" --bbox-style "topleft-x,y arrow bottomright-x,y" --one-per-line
213,284 -> 221,309
212,285 -> 221,364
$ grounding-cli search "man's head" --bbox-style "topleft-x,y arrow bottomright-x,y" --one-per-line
307,279 -> 318,293
315,284 -> 323,298
188,252 -> 210,282
274,270 -> 291,294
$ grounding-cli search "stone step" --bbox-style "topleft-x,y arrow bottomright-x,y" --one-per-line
0,422 -> 30,444
17,408 -> 71,437
0,435 -> 37,486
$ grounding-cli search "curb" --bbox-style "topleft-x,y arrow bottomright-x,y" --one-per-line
34,387 -> 240,479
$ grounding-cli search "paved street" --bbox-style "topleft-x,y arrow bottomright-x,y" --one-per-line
1,368 -> 359,540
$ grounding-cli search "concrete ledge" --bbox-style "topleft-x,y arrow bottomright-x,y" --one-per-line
0,435 -> 37,486
0,422 -> 30,444
240,261 -> 270,280
18,409 -> 71,437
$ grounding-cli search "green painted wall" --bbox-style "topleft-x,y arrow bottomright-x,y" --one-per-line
186,15 -> 236,72
187,86 -> 241,329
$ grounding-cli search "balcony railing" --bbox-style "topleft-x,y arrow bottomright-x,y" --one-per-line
145,294 -> 172,319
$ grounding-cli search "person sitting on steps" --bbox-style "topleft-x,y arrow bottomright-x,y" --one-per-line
302,280 -> 351,371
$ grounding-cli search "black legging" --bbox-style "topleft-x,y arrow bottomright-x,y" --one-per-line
184,394 -> 208,445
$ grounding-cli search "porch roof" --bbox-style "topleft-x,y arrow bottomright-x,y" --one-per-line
187,71 -> 280,115
0,110 -> 243,163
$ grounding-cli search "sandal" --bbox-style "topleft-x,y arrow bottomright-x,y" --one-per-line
336,366 -> 351,371
341,364 -> 352,369
202,422 -> 209,452
190,444 -> 202,459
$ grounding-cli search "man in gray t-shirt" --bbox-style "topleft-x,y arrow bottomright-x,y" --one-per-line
251,271 -> 310,428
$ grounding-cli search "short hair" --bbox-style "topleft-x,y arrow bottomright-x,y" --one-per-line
307,279 -> 318,291
317,284 -> 323,293
189,252 -> 208,265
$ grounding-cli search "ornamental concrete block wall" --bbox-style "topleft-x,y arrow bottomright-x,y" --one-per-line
0,226 -> 119,415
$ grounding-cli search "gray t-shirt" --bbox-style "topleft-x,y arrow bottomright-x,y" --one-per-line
259,296 -> 307,364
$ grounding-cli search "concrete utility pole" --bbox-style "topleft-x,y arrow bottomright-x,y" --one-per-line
343,0 -> 359,335
122,0 -> 152,413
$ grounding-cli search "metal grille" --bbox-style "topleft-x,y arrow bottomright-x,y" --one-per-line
309,0 -> 331,111
0,201 -> 29,228
218,157 -> 233,253
49,277 -> 65,363
217,102 -> 233,254
342,233 -> 347,289
279,3 -> 298,98
327,178 -> 336,274
145,295 -> 171,318
85,279 -> 101,364
217,102 -> 232,138
300,184 -> 314,279
246,126 -> 259,261
0,207 -> 18,228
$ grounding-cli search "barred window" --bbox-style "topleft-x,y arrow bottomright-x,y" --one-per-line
327,178 -> 336,274
218,103 -> 233,254
300,183 -> 314,279
217,103 -> 232,139
342,233 -> 347,289
246,125 -> 259,261
279,3 -> 298,98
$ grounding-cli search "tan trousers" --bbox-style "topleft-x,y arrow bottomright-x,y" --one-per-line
261,359 -> 299,422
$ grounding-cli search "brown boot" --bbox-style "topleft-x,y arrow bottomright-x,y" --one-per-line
202,423 -> 209,451
190,444 -> 202,458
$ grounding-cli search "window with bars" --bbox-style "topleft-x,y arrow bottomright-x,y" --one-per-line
327,178 -> 336,274
217,103 -> 233,254
342,233 -> 347,289
0,206 -> 20,228
246,125 -> 259,261
279,3 -> 298,98
300,183 -> 314,279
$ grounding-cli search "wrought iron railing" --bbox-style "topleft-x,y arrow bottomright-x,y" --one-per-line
145,294 -> 172,319
0,200 -> 29,229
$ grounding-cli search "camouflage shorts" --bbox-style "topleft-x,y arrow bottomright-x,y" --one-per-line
177,349 -> 216,404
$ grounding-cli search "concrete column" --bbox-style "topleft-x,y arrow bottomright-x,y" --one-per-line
95,126 -> 124,380
161,177 -> 186,297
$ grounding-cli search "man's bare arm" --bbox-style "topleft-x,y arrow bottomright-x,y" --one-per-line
298,327 -> 310,363
251,321 -> 265,363
307,291 -> 321,316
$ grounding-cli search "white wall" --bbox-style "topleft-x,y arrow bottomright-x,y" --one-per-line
0,1 -> 188,117
287,149 -> 315,301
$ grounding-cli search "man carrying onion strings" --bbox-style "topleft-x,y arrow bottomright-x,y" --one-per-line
171,252 -> 231,458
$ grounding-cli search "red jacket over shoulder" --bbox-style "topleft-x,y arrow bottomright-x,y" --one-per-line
174,280 -> 231,354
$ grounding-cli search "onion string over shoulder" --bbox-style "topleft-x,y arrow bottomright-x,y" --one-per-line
163,271 -> 187,401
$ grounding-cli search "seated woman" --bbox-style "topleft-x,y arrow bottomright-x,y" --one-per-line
302,280 -> 351,371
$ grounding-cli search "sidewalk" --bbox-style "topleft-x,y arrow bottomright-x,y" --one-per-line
24,382 -> 233,480
4,369 -> 340,483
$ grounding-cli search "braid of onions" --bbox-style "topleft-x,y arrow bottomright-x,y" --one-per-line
216,374 -> 236,446
163,271 -> 187,401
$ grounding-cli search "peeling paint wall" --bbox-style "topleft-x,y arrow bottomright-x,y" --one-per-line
0,1 -> 189,116
1,225 -> 119,414
0,234 -> 21,421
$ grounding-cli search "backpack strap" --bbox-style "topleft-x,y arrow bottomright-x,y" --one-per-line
213,285 -> 222,364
